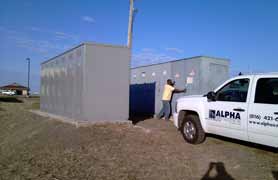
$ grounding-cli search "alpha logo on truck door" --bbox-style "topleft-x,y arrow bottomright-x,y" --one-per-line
209,110 -> 241,119
209,109 -> 241,125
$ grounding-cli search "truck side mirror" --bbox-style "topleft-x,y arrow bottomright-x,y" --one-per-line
207,91 -> 216,101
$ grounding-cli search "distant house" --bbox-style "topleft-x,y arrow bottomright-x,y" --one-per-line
0,83 -> 29,95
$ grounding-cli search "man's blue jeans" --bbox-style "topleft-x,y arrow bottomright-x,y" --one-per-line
158,100 -> 171,120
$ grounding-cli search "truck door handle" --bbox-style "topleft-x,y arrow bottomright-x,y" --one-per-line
274,112 -> 278,115
233,108 -> 245,112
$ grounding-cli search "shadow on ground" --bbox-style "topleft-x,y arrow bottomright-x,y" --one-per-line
207,134 -> 278,153
129,115 -> 154,125
0,97 -> 23,103
201,162 -> 234,180
272,171 -> 278,180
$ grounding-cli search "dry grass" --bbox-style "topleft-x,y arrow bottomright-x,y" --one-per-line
0,97 -> 277,180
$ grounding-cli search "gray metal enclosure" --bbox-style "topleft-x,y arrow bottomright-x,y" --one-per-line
130,56 -> 230,115
40,42 -> 130,122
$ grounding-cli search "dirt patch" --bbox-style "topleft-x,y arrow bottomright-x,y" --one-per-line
30,101 -> 40,110
0,106 -> 5,111
0,98 -> 277,180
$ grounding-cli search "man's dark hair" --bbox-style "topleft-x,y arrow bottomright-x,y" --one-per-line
167,79 -> 172,85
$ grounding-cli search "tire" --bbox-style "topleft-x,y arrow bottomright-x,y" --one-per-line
181,114 -> 205,144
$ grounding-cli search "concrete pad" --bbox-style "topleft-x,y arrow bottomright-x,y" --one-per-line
29,110 -> 131,128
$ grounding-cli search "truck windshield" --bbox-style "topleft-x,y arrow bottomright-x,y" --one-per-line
216,78 -> 250,102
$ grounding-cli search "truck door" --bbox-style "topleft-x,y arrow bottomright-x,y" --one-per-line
206,78 -> 251,140
248,77 -> 278,147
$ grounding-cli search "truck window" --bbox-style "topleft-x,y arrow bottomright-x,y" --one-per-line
215,78 -> 249,102
254,78 -> 278,104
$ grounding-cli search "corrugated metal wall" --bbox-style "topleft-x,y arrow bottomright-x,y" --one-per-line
82,44 -> 130,121
131,62 -> 172,114
41,43 -> 130,122
41,45 -> 84,120
200,57 -> 230,93
130,56 -> 230,115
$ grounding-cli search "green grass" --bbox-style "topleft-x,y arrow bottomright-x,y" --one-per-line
31,102 -> 40,109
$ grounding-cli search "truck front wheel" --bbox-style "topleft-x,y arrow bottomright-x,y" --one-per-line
181,114 -> 205,144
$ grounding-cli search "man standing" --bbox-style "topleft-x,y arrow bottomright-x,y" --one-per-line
157,79 -> 186,121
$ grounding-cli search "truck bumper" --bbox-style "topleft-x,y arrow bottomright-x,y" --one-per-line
173,113 -> 179,128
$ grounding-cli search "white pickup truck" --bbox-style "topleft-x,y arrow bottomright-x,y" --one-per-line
173,73 -> 278,148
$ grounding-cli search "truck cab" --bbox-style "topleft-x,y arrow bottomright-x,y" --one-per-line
173,73 -> 278,147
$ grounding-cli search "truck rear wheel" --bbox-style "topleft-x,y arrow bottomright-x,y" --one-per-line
181,114 -> 205,144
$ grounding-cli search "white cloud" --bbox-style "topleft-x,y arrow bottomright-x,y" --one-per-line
0,26 -> 19,35
27,27 -> 79,42
1,26 -> 81,65
9,36 -> 67,54
141,48 -> 155,52
82,16 -> 95,23
30,27 -> 41,31
54,31 -> 79,41
5,28 -> 74,56
132,48 -> 177,67
165,47 -> 184,54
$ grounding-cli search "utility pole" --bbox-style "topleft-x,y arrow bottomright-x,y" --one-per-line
127,0 -> 137,49
26,58 -> 30,96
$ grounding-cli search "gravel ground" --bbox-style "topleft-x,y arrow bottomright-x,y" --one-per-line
0,97 -> 277,180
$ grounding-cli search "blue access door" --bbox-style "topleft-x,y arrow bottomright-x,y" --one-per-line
129,83 -> 156,117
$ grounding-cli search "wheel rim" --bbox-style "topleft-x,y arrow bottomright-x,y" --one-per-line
183,121 -> 196,140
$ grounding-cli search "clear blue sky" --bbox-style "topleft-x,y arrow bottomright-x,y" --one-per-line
1,0 -> 278,92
